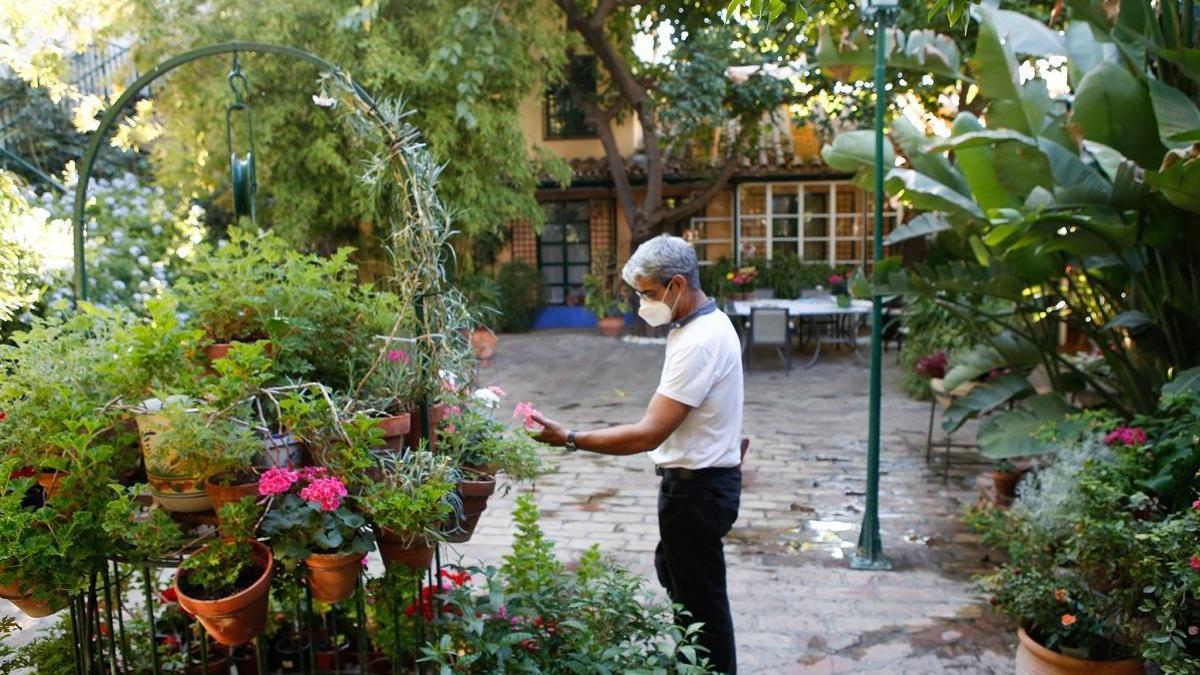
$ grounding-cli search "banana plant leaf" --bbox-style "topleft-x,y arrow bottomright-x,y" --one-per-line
941,371 -> 1035,434
884,212 -> 952,245
1162,365 -> 1200,397
885,169 -> 985,220
1073,62 -> 1167,169
821,130 -> 895,179
977,393 -> 1078,459
943,332 -> 1041,390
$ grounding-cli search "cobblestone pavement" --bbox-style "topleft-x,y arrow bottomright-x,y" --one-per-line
452,330 -> 1016,674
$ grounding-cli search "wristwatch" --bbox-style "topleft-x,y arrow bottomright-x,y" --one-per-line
565,430 -> 578,453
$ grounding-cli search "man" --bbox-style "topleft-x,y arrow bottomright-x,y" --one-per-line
532,234 -> 744,674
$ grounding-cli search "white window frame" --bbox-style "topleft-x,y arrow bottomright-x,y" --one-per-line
735,180 -> 901,267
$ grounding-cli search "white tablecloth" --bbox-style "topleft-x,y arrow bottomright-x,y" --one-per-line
729,298 -> 872,317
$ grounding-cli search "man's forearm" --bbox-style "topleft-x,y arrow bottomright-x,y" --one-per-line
575,423 -> 663,455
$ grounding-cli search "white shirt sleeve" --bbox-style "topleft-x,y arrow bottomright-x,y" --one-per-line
656,343 -> 717,408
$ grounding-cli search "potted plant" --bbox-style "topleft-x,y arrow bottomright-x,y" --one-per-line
829,272 -> 851,308
174,499 -> 274,646
361,450 -> 457,572
459,270 -> 502,363
726,266 -> 758,301
990,458 -> 1027,505
0,460 -> 67,617
583,252 -> 630,338
259,466 -> 374,604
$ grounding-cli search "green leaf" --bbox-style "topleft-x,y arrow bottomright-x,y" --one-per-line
1146,150 -> 1200,212
1162,365 -> 1200,397
891,117 -> 970,196
1036,138 -> 1113,204
972,6 -> 1024,114
884,212 -> 952,245
943,332 -> 1041,390
885,169 -> 985,220
972,5 -> 1065,58
942,372 -> 1035,433
948,113 -> 1021,210
1073,62 -> 1166,169
977,394 -> 1077,459
1146,78 -> 1200,148
1065,22 -> 1118,87
821,130 -> 894,182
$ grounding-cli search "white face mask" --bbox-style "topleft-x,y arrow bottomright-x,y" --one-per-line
638,281 -> 680,327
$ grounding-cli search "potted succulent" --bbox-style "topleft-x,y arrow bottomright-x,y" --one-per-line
259,466 -> 374,604
361,450 -> 457,572
582,252 -> 630,338
175,499 -> 274,646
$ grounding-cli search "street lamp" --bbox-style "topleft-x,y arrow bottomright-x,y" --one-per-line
848,0 -> 897,572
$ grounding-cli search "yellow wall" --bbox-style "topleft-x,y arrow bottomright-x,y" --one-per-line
518,95 -> 641,161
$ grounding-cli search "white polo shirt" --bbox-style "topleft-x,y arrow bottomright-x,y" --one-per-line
649,307 -> 744,469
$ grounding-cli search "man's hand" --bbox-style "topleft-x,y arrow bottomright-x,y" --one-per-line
531,414 -> 568,447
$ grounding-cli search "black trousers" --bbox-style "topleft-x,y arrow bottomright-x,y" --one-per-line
654,467 -> 741,674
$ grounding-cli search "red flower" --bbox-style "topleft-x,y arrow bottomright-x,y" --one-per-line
161,634 -> 180,650
1061,614 -> 1077,627
1191,555 -> 1200,572
160,587 -> 178,604
0,409 -> 7,422
440,569 -> 470,587
519,638 -> 538,652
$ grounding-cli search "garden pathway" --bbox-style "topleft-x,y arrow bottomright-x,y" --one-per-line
453,329 -> 1016,674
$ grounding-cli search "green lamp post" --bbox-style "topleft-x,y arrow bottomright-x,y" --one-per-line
849,0 -> 897,572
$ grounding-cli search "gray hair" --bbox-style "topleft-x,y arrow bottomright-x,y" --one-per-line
621,235 -> 701,288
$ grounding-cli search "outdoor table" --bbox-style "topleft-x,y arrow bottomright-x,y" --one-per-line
729,298 -> 872,368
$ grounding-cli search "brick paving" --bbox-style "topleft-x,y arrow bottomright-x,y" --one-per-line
453,330 -> 1016,674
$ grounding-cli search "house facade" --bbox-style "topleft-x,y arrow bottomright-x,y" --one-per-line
496,62 -> 900,326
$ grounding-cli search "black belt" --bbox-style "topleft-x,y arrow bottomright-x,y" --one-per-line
655,465 -> 740,481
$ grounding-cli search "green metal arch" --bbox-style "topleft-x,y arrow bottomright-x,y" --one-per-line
72,41 -> 384,302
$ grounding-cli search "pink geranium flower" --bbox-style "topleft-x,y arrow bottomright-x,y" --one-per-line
300,476 -> 348,512
1105,426 -> 1148,448
259,467 -> 300,496
513,402 -> 543,431
487,385 -> 507,397
388,349 -> 410,365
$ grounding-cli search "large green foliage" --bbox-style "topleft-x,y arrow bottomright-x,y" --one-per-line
831,1 -> 1200,430
126,0 -> 571,252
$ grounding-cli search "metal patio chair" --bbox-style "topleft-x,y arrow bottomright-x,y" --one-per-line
745,307 -> 792,373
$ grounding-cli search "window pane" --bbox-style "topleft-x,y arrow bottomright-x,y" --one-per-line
836,185 -> 861,214
741,217 -> 766,239
804,184 -> 830,214
740,240 -> 766,259
803,241 -> 828,261
835,216 -> 859,238
567,265 -> 588,284
540,245 -> 563,264
773,239 -> 800,257
772,217 -> 798,238
695,241 -> 732,263
566,243 -> 589,263
771,184 -> 799,216
547,286 -> 565,304
836,240 -> 860,262
740,185 -> 767,216
804,215 -> 829,238
542,267 -> 564,284
542,222 -> 564,242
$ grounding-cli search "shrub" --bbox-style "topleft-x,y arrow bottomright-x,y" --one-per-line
495,261 -> 543,333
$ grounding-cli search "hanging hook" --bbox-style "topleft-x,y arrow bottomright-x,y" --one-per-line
227,52 -> 250,106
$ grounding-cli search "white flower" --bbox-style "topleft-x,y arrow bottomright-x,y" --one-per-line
128,245 -> 142,256
111,229 -> 125,242
112,280 -> 126,291
312,93 -> 337,108
137,255 -> 150,266
472,388 -> 501,409
151,224 -> 163,236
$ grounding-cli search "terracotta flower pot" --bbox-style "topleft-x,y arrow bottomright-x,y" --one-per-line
0,580 -> 65,618
315,637 -> 353,671
1015,627 -> 1143,675
471,327 -> 498,365
37,470 -> 66,501
376,413 -> 412,453
305,551 -> 365,604
204,343 -> 233,363
992,468 -> 1025,504
443,473 -> 496,543
232,645 -> 259,675
175,540 -> 274,647
204,474 -> 261,521
185,643 -> 231,675
375,529 -> 435,572
597,316 -> 624,338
